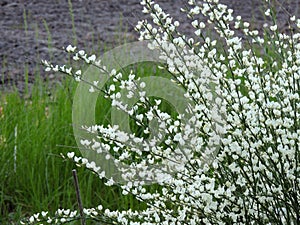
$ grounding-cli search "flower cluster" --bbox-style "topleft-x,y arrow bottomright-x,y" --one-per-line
23,0 -> 299,224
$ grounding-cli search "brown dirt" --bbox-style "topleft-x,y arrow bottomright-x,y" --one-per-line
0,0 -> 299,93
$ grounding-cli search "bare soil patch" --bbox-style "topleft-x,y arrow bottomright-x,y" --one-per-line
0,0 -> 299,93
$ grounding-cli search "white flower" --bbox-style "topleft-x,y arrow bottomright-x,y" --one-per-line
75,70 -> 81,76
65,67 -> 72,75
110,69 -> 117,76
243,22 -> 250,28
29,216 -> 34,223
66,45 -> 76,53
191,20 -> 198,28
139,82 -> 146,88
41,59 -> 50,67
194,29 -> 201,36
67,152 -> 75,159
78,50 -> 85,56
89,86 -> 95,93
80,139 -> 91,146
51,65 -> 58,72
174,21 -> 180,27
73,54 -> 79,61
88,54 -> 96,62
290,15 -> 296,21
105,178 -> 115,186
265,9 -> 271,16
270,24 -> 277,31
199,22 -> 205,29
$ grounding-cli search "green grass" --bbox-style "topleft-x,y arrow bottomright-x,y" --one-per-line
1,79 -> 77,222
0,58 -> 173,224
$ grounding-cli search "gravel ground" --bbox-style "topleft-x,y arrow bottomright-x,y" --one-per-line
1,0 -> 299,93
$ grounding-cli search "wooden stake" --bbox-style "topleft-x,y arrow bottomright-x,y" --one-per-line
72,169 -> 86,225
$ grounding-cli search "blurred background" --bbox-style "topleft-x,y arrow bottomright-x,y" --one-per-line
0,0 -> 299,93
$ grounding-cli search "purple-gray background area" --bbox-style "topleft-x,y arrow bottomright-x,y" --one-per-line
0,0 -> 299,93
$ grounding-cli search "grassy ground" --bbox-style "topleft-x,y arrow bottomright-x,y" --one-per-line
0,78 -> 99,223
0,57 -> 172,223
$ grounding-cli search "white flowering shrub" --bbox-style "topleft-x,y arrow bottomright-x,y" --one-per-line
22,0 -> 299,224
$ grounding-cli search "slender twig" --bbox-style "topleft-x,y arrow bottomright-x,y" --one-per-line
72,169 -> 86,225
